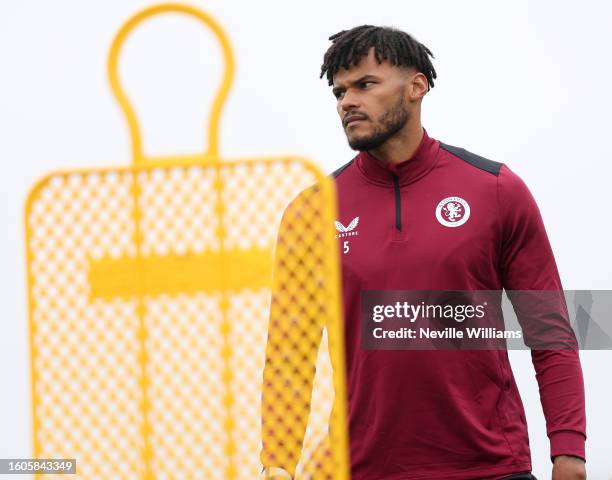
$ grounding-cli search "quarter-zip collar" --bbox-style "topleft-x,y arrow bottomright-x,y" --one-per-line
356,127 -> 440,187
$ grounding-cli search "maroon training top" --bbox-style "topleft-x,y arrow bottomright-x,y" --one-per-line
331,127 -> 586,479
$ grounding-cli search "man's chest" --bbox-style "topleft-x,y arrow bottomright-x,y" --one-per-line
334,183 -> 502,289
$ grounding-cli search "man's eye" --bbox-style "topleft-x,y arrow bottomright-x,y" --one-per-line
334,91 -> 345,99
361,81 -> 374,88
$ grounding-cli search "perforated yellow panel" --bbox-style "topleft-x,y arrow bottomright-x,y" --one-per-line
25,158 -> 349,480
24,4 -> 349,480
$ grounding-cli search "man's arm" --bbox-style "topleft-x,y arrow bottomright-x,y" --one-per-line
260,188 -> 324,478
497,164 -> 587,467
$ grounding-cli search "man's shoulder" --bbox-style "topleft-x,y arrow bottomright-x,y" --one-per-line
330,156 -> 357,179
439,142 -> 504,177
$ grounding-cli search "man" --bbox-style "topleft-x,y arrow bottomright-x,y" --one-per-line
263,25 -> 586,479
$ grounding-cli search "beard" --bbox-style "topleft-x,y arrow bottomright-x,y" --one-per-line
346,96 -> 409,151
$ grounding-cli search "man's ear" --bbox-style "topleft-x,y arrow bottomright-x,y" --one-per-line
409,72 -> 429,100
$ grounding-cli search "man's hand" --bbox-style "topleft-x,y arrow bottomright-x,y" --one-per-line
552,455 -> 586,480
261,467 -> 293,479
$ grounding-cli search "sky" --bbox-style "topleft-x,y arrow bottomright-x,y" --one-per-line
1,0 -> 611,478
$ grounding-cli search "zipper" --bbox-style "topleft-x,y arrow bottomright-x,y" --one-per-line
392,174 -> 401,231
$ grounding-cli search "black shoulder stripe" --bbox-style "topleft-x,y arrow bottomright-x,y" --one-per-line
439,142 -> 503,176
331,157 -> 356,178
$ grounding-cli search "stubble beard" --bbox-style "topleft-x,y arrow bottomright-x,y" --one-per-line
346,96 -> 409,151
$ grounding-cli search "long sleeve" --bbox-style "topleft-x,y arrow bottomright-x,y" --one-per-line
260,188 -> 323,477
498,164 -> 587,461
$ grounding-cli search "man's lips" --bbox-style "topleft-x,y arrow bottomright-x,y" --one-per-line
344,114 -> 367,127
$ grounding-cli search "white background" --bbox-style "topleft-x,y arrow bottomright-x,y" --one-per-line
1,0 -> 611,478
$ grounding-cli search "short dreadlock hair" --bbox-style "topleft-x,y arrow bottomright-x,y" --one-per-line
320,25 -> 437,91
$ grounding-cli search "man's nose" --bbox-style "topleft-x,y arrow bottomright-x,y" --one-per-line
339,90 -> 360,112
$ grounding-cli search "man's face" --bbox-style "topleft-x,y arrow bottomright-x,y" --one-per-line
332,47 -> 413,151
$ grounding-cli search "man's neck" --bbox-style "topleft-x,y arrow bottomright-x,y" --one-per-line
368,122 -> 424,165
